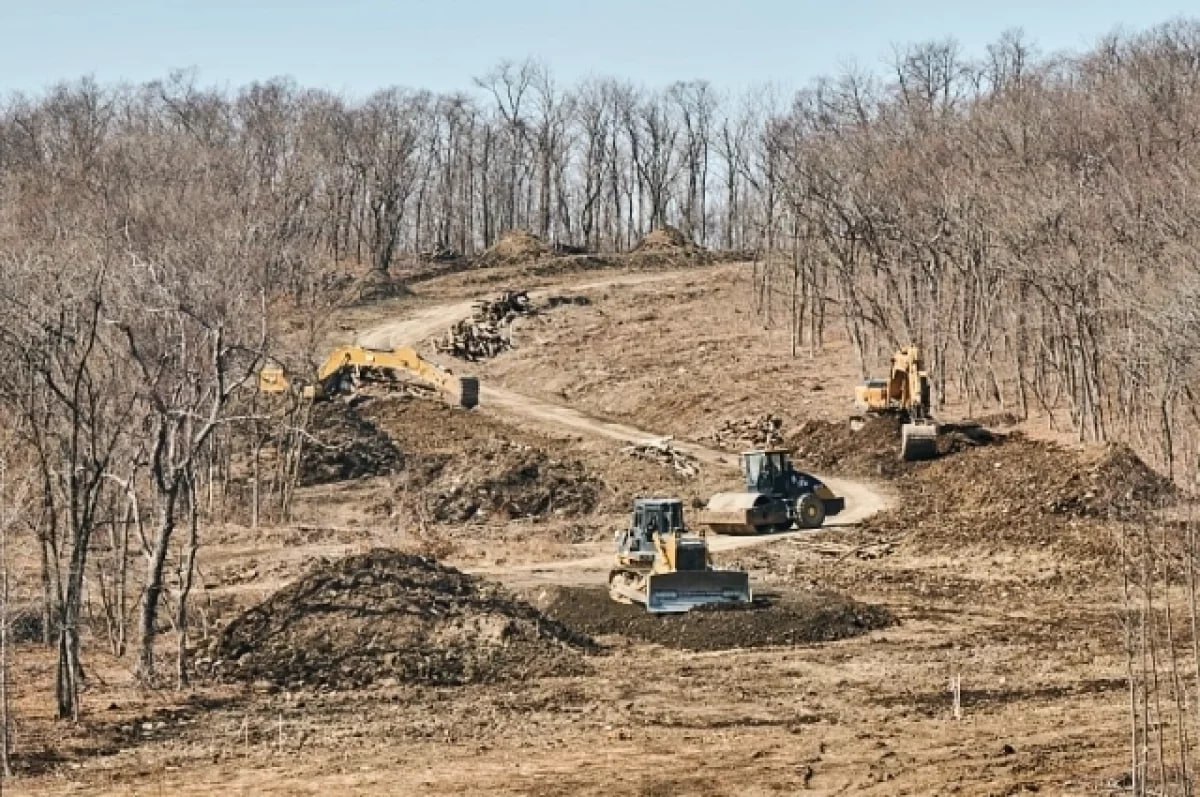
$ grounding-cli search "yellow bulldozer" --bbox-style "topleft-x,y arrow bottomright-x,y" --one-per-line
258,345 -> 479,409
852,345 -> 937,460
609,498 -> 752,613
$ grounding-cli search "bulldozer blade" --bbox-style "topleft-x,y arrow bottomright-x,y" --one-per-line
900,422 -> 938,461
645,570 -> 752,614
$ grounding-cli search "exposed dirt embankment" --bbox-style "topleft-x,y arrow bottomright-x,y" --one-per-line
297,396 -> 602,524
206,549 -> 596,689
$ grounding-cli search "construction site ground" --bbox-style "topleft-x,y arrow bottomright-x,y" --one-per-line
14,256 -> 1144,795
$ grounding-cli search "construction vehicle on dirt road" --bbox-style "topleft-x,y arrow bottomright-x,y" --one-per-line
852,345 -> 938,461
609,498 -> 752,613
258,345 -> 479,408
698,450 -> 845,535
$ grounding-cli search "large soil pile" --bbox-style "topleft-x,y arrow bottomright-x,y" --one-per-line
633,226 -> 698,253
788,416 -> 999,478
474,230 -> 550,268
537,586 -> 892,651
298,402 -> 403,486
912,436 -> 1175,522
629,226 -> 712,266
863,434 -> 1176,558
207,550 -> 595,688
359,397 -> 602,523
427,440 -> 600,522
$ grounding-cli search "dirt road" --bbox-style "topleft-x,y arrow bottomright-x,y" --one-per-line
355,267 -> 892,584
357,269 -> 707,350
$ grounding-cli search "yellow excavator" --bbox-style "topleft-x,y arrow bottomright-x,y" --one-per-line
609,498 -> 752,613
258,345 -> 479,408
853,345 -> 937,460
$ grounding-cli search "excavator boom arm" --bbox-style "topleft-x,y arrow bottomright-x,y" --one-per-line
314,345 -> 479,407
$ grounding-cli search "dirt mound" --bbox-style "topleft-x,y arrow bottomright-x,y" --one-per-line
207,550 -> 595,688
1059,443 -> 1177,516
788,416 -> 998,478
920,436 -> 1175,522
357,397 -> 603,524
536,586 -> 893,651
634,226 -> 698,252
428,440 -> 600,522
863,434 -> 1177,559
298,402 -> 403,486
475,230 -> 550,267
788,416 -> 901,476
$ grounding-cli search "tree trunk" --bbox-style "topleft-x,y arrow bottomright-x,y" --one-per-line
138,496 -> 177,680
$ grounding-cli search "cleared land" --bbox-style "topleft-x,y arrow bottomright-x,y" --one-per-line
12,254 -> 1151,796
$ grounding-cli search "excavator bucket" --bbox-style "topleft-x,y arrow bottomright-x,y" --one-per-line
644,570 -> 752,614
900,421 -> 938,461
451,375 -> 480,409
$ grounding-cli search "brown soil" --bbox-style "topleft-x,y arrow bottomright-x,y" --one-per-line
298,401 -> 403,486
358,396 -> 602,523
853,432 -> 1178,564
787,415 -> 999,478
633,225 -> 700,253
473,230 -> 551,268
205,549 -> 595,689
535,586 -> 893,651
426,440 -> 599,522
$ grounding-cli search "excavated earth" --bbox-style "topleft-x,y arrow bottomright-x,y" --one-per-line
298,396 -> 602,524
534,586 -> 894,651
472,229 -> 551,268
298,401 -> 404,486
359,395 -> 602,522
783,413 -> 1178,563
205,549 -> 596,689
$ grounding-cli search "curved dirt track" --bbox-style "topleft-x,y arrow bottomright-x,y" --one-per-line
355,266 -> 892,577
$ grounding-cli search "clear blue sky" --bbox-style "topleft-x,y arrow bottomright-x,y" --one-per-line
0,0 -> 1192,97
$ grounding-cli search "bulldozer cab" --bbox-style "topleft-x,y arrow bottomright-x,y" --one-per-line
632,498 -> 685,540
626,498 -> 709,573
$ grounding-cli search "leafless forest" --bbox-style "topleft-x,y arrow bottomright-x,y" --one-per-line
1,18 -> 1200,788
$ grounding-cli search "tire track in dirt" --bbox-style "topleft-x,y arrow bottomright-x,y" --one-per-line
354,266 -> 892,582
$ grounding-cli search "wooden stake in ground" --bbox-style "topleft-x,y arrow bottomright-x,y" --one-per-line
1,458 -> 13,778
